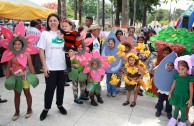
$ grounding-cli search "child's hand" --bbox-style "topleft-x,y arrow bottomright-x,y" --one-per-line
57,30 -> 64,39
168,94 -> 171,100
186,99 -> 192,107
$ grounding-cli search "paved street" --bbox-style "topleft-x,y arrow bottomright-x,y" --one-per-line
0,74 -> 194,126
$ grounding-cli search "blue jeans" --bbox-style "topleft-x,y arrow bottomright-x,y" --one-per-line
106,73 -> 117,94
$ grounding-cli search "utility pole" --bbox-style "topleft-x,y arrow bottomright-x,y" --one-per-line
102,0 -> 105,31
97,0 -> 100,25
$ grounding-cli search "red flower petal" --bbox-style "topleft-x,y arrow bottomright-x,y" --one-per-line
25,44 -> 39,54
24,34 -> 40,45
1,26 -> 13,40
14,22 -> 25,37
0,39 -> 9,49
16,53 -> 27,67
1,50 -> 15,63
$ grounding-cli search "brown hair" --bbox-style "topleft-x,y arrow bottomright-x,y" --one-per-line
178,60 -> 189,70
62,19 -> 73,27
46,13 -> 60,31
128,56 -> 139,66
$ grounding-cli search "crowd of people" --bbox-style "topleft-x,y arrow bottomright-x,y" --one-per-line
0,13 -> 194,126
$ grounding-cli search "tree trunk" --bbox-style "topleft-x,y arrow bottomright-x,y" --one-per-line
79,0 -> 83,25
74,0 -> 77,20
142,3 -> 147,26
133,0 -> 137,26
114,0 -> 121,27
61,0 -> 66,19
57,0 -> 61,17
121,0 -> 129,28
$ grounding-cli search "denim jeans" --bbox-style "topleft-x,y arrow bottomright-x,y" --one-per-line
106,73 -> 117,94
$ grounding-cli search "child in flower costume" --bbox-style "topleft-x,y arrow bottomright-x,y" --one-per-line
122,53 -> 145,107
0,22 -> 39,121
80,51 -> 110,106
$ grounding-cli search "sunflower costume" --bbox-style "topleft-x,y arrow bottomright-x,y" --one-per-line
123,53 -> 147,91
0,22 -> 39,93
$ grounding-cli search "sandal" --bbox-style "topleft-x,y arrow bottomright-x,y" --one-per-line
122,101 -> 130,106
130,102 -> 136,107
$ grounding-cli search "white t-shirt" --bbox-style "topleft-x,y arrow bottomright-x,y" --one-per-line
91,34 -> 100,52
37,31 -> 66,71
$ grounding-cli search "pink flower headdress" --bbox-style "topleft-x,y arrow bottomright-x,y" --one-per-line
70,29 -> 94,62
0,22 -> 39,67
80,51 -> 110,82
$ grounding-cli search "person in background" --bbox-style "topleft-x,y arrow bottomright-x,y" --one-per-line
37,19 -> 45,32
84,16 -> 93,31
115,30 -> 123,42
26,20 -> 42,74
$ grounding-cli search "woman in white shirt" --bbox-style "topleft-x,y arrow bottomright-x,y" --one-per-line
37,13 -> 67,121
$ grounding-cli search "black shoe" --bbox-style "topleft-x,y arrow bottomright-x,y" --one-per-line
57,106 -> 67,115
167,113 -> 172,119
138,92 -> 143,96
64,83 -> 70,86
91,100 -> 98,106
155,111 -> 161,117
0,98 -> 7,103
123,101 -> 130,106
40,110 -> 48,121
0,74 -> 5,77
96,95 -> 103,104
79,96 -> 89,100
139,88 -> 143,93
191,123 -> 194,126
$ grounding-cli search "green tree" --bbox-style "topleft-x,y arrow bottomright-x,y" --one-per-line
174,8 -> 185,19
147,9 -> 170,24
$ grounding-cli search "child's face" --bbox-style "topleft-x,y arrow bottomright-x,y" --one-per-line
68,49 -> 75,57
128,57 -> 136,66
137,38 -> 144,43
166,63 -> 174,71
61,22 -> 72,32
92,61 -> 98,69
162,50 -> 170,57
13,40 -> 22,51
125,46 -> 130,53
178,65 -> 188,75
108,40 -> 115,49
77,44 -> 83,53
116,32 -> 123,40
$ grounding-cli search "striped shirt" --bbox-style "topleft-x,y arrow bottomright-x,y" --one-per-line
64,31 -> 81,51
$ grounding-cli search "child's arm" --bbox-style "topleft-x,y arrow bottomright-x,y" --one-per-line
168,80 -> 176,100
27,54 -> 35,74
87,73 -> 91,83
6,61 -> 11,79
136,66 -> 145,82
187,82 -> 193,107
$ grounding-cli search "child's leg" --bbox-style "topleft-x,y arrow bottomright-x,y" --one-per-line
65,53 -> 71,71
186,107 -> 189,119
72,81 -> 79,99
165,95 -> 172,113
133,86 -> 138,103
79,81 -> 86,97
111,85 -> 117,96
23,89 -> 32,114
180,107 -> 187,122
106,73 -> 112,94
127,91 -> 131,102
14,90 -> 21,116
157,93 -> 165,112
173,106 -> 180,119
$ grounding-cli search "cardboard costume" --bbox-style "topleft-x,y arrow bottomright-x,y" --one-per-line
101,32 -> 122,73
0,22 -> 39,93
154,52 -> 178,91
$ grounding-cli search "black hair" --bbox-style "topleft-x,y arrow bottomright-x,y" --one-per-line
147,29 -> 156,35
162,46 -> 172,53
137,36 -> 145,40
46,13 -> 60,31
30,20 -> 38,27
108,38 -> 115,44
86,16 -> 93,22
127,26 -> 135,32
37,19 -> 42,23
115,30 -> 123,36
59,28 -> 65,35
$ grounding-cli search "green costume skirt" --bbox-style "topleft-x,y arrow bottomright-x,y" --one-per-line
5,72 -> 39,93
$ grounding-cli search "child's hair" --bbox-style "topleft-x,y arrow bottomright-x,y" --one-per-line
108,38 -> 115,44
128,56 -> 139,66
122,42 -> 132,51
178,60 -> 189,70
115,30 -> 123,36
62,19 -> 74,27
137,36 -> 145,41
162,46 -> 172,53
13,39 -> 24,48
127,26 -> 135,32
167,62 -> 174,66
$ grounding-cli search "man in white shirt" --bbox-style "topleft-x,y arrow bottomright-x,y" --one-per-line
26,20 -> 42,74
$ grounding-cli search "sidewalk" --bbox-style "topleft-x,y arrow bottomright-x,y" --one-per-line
0,74 -> 193,126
